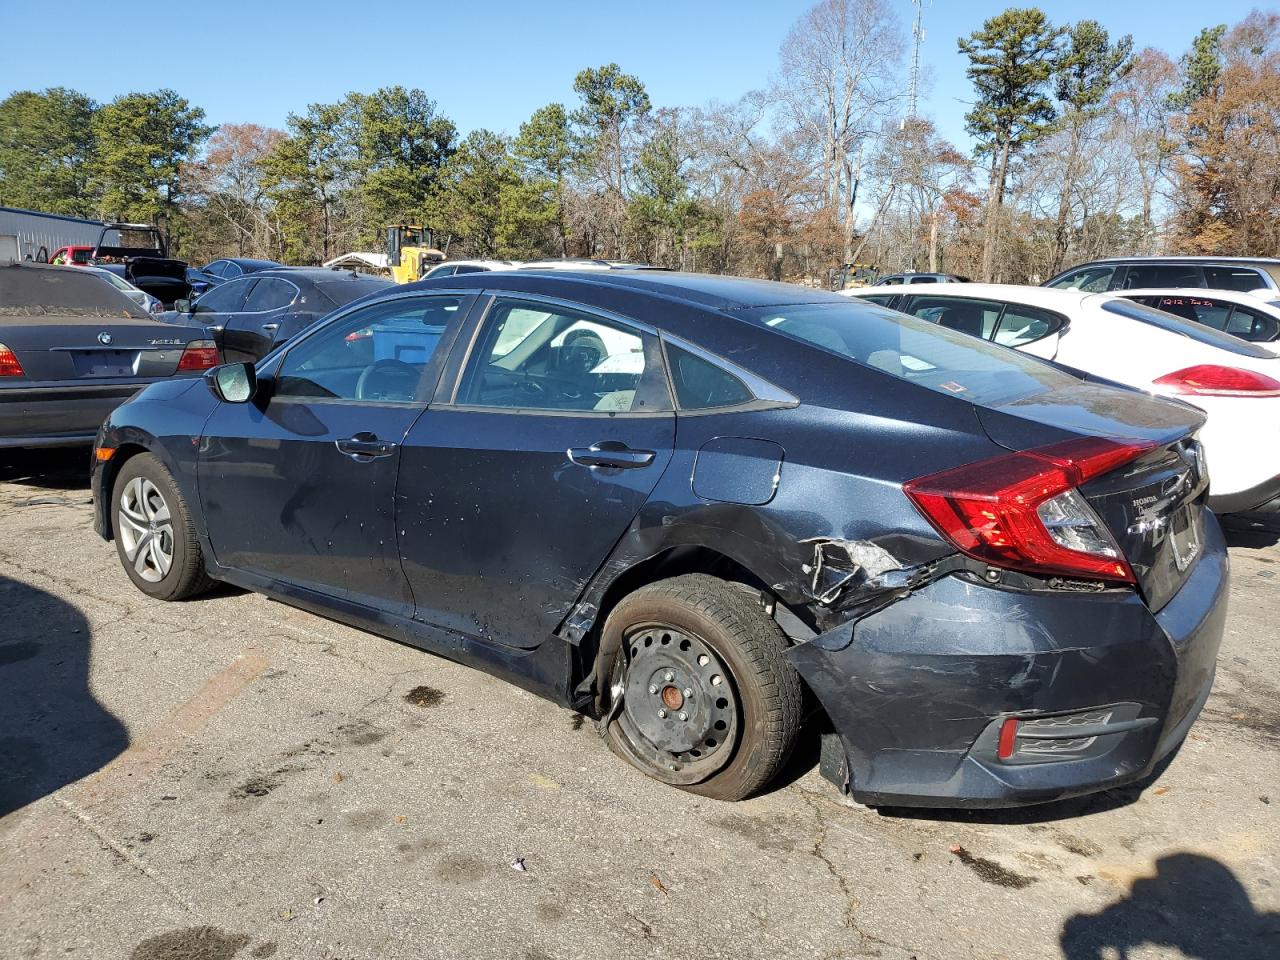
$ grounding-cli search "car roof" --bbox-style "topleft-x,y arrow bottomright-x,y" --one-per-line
418,270 -> 851,310
256,267 -> 390,284
848,282 -> 1089,310
218,257 -> 281,268
1072,256 -> 1280,266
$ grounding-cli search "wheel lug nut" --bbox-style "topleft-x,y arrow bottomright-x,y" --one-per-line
678,712 -> 688,721
683,687 -> 693,697
710,674 -> 722,686
664,671 -> 674,682
658,709 -> 667,719
648,685 -> 657,694
697,655 -> 710,667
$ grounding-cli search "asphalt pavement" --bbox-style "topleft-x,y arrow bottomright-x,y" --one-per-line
1,448 -> 1277,960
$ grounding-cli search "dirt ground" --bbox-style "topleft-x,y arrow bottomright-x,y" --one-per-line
1,448 -> 1278,960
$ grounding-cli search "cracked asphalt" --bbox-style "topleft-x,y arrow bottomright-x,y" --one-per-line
2,448 -> 1278,960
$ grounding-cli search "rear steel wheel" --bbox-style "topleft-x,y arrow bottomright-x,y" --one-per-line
613,621 -> 741,785
601,574 -> 802,801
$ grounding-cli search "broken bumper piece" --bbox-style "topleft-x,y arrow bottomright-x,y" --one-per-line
788,515 -> 1229,809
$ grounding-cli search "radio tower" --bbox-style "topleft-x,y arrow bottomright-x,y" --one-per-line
906,0 -> 928,121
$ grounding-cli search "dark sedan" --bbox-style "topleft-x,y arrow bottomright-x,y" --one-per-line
186,257 -> 282,297
92,271 -> 1226,807
0,261 -> 219,448
173,268 -> 393,364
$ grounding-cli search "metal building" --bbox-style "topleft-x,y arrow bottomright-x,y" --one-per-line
0,206 -> 103,261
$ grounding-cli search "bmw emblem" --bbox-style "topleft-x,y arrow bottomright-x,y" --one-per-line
98,332 -> 112,345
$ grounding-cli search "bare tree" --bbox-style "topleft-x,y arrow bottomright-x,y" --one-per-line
776,0 -> 905,260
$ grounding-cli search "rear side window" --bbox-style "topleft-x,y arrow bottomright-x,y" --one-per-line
1120,263 -> 1202,288
457,298 -> 669,414
1099,298 -> 1278,359
193,277 -> 253,314
994,304 -> 1065,346
908,275 -> 938,284
1145,295 -> 1232,331
1048,265 -> 1116,292
1225,304 -> 1280,342
1204,265 -> 1267,292
316,278 -> 394,308
667,344 -> 753,410
454,265 -> 488,275
243,278 -> 296,312
733,301 -> 1078,406
859,293 -> 899,307
879,276 -> 904,285
904,296 -> 1001,339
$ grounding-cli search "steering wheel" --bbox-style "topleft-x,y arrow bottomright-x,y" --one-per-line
355,359 -> 421,402
559,329 -> 607,378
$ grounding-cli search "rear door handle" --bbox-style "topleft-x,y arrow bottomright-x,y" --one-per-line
335,431 -> 397,461
260,322 -> 279,332
567,440 -> 656,469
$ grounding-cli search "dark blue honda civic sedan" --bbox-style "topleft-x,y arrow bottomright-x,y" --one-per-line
91,270 -> 1227,807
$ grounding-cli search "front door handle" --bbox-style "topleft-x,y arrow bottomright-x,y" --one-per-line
567,440 -> 656,469
335,431 -> 397,461
260,322 -> 279,332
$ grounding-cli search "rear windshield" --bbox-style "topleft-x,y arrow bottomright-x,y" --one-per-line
732,300 -> 1079,406
1099,298 -> 1278,359
316,277 -> 394,308
316,278 -> 395,308
0,265 -> 147,318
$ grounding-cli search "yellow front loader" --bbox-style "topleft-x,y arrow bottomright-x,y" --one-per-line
385,225 -> 445,284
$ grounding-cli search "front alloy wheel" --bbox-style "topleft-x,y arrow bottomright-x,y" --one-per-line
117,476 -> 174,583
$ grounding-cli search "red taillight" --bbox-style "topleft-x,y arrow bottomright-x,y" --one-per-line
1153,364 -> 1280,398
0,342 -> 24,377
903,437 -> 1155,584
176,339 -> 219,371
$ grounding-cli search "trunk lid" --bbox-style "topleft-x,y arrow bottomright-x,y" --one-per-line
976,381 -> 1209,611
2,316 -> 195,381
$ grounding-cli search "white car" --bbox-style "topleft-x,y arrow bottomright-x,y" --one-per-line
1115,288 -> 1280,344
421,259 -> 516,280
84,266 -> 163,314
844,283 -> 1280,513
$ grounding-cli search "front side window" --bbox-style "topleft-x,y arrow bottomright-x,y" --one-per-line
425,264 -> 457,279
457,298 -> 667,414
666,344 -> 753,410
733,300 -> 1078,407
1048,265 -> 1116,292
276,295 -> 463,403
453,265 -> 488,275
204,260 -> 230,278
223,262 -> 244,278
193,278 -> 254,314
1204,266 -> 1267,292
879,275 -> 904,286
908,275 -> 938,284
904,296 -> 1001,340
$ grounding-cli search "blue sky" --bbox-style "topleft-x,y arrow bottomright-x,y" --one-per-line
1,0 -> 1264,154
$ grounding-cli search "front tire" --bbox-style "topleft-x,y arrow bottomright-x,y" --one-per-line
112,453 -> 214,601
601,574 -> 802,801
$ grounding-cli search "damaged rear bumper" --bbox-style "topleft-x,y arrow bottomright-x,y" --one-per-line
788,515 -> 1229,808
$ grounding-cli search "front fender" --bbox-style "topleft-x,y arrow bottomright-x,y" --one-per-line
92,379 -> 218,541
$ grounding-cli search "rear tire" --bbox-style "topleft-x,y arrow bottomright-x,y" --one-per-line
601,574 -> 802,801
112,453 -> 214,601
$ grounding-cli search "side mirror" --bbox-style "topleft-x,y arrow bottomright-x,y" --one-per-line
174,298 -> 193,314
207,362 -> 257,403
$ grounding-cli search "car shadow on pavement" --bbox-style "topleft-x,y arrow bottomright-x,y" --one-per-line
1220,512 -> 1280,549
0,574 -> 128,818
0,447 -> 92,491
1060,852 -> 1280,959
